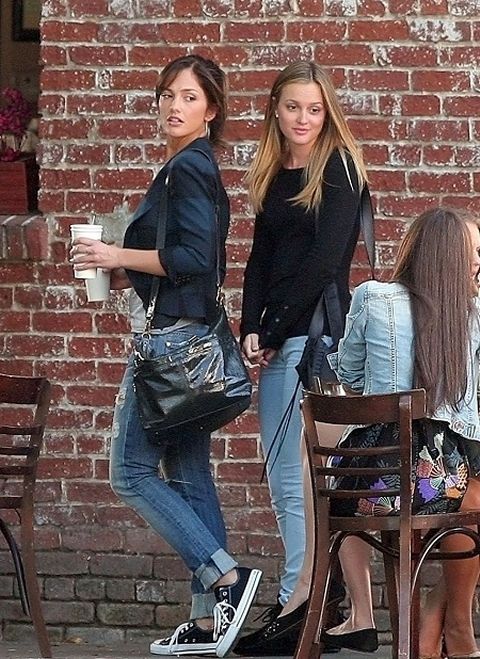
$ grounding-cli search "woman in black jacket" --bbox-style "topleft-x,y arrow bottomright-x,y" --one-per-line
237,61 -> 368,655
71,54 -> 261,658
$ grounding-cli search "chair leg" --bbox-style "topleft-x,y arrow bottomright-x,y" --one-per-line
397,526 -> 412,659
411,532 -> 422,659
381,530 -> 399,659
0,517 -> 30,615
21,508 -> 52,658
295,535 -> 336,659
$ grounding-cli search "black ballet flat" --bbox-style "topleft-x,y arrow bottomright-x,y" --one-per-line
321,627 -> 379,653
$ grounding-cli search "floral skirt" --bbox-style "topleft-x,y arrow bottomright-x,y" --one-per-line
330,420 -> 480,517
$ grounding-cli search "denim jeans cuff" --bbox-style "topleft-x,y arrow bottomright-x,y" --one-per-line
194,548 -> 238,591
190,592 -> 217,619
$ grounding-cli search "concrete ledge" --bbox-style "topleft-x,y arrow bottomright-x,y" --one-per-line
0,214 -> 48,261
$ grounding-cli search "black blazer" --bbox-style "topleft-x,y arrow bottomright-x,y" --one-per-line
124,138 -> 230,327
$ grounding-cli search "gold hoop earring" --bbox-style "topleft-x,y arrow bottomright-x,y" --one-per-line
205,121 -> 211,139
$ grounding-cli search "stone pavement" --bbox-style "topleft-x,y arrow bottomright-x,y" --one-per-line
0,641 -> 394,659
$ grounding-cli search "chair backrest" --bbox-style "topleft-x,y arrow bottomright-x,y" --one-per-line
301,389 -> 426,522
0,374 -> 51,508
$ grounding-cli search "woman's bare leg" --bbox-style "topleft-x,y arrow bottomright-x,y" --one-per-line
418,581 -> 447,657
326,536 -> 375,634
441,477 -> 480,657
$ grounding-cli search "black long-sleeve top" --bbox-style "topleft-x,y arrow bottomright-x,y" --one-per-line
240,149 -> 361,350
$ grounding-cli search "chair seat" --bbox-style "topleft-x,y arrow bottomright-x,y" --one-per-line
331,508 -> 480,532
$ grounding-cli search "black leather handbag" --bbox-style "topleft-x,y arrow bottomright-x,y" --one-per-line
295,281 -> 344,390
133,149 -> 252,440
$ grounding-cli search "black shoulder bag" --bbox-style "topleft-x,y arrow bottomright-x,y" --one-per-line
132,152 -> 252,440
295,171 -> 376,393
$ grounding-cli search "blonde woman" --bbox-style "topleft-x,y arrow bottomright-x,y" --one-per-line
238,61 -> 368,655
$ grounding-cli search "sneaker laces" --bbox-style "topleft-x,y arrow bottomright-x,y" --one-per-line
156,620 -> 191,647
212,601 -> 236,641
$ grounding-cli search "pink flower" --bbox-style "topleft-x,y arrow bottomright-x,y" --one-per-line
0,87 -> 33,161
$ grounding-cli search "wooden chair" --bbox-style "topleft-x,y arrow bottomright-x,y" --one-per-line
0,374 -> 52,658
296,389 -> 480,659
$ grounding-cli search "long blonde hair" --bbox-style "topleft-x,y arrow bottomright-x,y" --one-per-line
247,61 -> 368,213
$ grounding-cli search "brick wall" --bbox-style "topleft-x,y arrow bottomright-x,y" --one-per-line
1,0 -> 479,646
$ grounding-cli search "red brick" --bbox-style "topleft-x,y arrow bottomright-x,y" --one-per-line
32,311 -> 93,333
38,458 -> 94,479
41,69 -> 96,91
40,118 -> 91,140
66,385 -> 118,406
225,21 -> 285,42
66,191 -> 125,213
349,20 -> 409,40
286,21 -> 346,41
96,361 -> 126,384
172,0 -> 202,15
400,94 -> 441,116
68,337 -> 127,358
66,145 -> 110,166
96,119 -> 158,140
315,44 -> 374,65
423,145 -> 456,166
69,0 -> 109,15
411,70 -> 470,91
67,94 -> 126,115
408,119 -> 469,142
133,0 -> 171,15
93,169 -> 153,190
42,21 -> 99,42
440,46 -> 480,66
349,69 -> 409,90
40,46 -> 67,66
43,433 -> 76,454
443,96 -> 480,116
4,335 -> 64,358
41,169 -> 91,190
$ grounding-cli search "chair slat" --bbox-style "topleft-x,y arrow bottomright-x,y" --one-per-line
0,447 -> 33,456
316,466 -> 401,477
314,445 -> 399,457
0,465 -> 30,476
320,488 -> 400,499
0,425 -> 43,435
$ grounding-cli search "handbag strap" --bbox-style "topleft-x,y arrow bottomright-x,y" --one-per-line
143,148 -> 221,334
339,149 -> 376,279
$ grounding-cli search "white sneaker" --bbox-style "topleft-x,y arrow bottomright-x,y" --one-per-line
150,620 -> 217,655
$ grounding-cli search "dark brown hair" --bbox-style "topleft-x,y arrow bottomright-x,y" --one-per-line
392,207 -> 479,413
155,55 -> 227,146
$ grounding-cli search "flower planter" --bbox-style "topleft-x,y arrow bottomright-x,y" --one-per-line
0,154 -> 39,214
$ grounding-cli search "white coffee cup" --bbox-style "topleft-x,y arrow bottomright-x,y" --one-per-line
70,224 -> 103,279
85,269 -> 111,302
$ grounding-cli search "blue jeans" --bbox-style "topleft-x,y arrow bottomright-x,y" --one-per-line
258,336 -> 307,606
110,324 -> 237,619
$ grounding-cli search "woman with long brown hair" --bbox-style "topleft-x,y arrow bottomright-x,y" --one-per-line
327,207 -> 480,657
